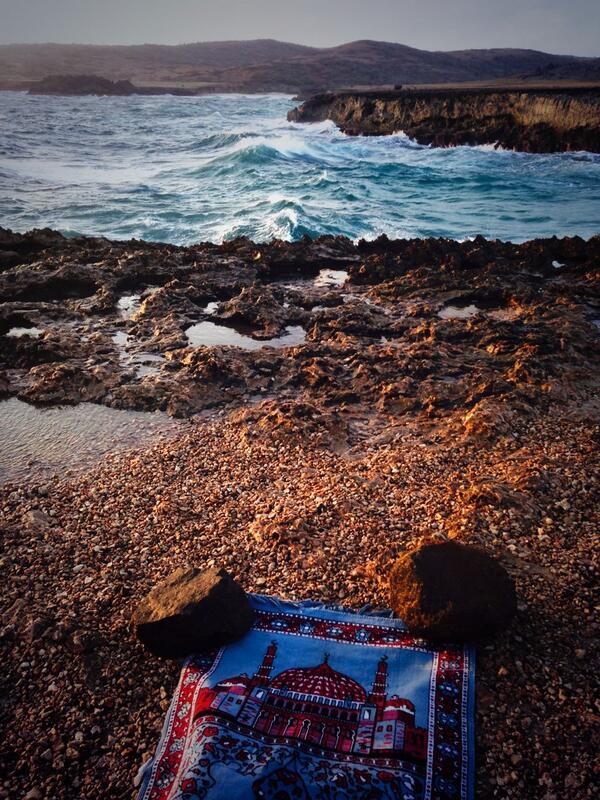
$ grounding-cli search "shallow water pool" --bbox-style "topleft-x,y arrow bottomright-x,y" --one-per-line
0,397 -> 181,484
185,321 -> 306,350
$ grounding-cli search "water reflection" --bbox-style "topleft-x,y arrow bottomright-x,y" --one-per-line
186,321 -> 305,350
438,304 -> 481,320
314,269 -> 348,288
0,398 -> 181,484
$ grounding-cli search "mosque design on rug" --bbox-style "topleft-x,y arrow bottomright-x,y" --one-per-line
193,641 -> 428,762
139,601 -> 474,800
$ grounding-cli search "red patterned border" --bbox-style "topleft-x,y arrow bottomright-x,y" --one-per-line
253,609 -> 431,650
430,651 -> 468,800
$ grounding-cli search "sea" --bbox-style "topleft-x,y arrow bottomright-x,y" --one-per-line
1,91 -> 599,244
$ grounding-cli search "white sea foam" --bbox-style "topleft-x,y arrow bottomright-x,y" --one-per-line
265,206 -> 300,239
475,142 -> 509,152
0,92 -> 598,245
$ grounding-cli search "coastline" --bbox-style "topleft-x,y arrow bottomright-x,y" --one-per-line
288,86 -> 600,152
0,228 -> 599,797
2,229 -> 599,417
1,20 -> 600,800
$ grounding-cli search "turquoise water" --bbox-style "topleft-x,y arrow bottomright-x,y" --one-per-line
0,91 -> 599,243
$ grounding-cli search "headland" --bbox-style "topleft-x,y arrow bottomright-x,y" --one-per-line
289,86 -> 600,152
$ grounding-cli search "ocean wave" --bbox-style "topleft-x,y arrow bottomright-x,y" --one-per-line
0,93 -> 598,245
189,131 -> 256,152
184,135 -> 328,175
228,132 -> 324,161
473,142 -> 510,153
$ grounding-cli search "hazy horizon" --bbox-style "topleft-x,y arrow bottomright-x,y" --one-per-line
1,0 -> 599,57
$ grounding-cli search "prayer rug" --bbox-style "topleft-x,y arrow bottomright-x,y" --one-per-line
137,594 -> 475,800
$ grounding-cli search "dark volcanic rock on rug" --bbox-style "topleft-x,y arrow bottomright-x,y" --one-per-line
389,541 -> 517,641
131,566 -> 254,658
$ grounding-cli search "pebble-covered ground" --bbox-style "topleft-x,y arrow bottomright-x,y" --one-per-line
1,229 -> 599,799
0,396 -> 598,800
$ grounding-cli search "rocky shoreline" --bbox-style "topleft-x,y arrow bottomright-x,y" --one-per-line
288,87 -> 600,152
0,228 -> 599,798
2,227 -> 599,419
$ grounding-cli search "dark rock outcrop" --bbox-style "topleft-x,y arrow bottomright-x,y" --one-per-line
0,227 -> 66,263
218,285 -> 289,338
26,74 -> 200,97
28,75 -> 137,96
289,87 -> 600,152
1,229 -> 599,422
131,566 -> 254,658
388,541 -> 517,641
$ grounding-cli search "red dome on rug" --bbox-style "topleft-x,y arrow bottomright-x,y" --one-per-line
270,659 -> 367,702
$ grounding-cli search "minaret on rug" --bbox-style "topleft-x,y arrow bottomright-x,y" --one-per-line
194,641 -> 428,761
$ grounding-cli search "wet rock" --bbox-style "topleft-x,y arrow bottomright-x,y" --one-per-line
75,285 -> 116,315
0,250 -> 21,269
0,225 -> 65,261
1,228 -> 599,424
289,89 -> 600,153
218,285 -> 288,337
131,566 -> 254,658
389,541 -> 517,641
134,283 -> 199,321
18,362 -> 117,406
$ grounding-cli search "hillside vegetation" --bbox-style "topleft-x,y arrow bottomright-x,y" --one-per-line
1,38 -> 599,92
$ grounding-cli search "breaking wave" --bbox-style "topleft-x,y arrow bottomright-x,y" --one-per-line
0,92 -> 598,244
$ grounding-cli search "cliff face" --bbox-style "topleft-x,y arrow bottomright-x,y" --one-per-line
288,88 -> 600,152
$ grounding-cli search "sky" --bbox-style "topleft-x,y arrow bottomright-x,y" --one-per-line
0,0 -> 599,56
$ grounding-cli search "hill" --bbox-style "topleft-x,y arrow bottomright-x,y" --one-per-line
1,38 -> 599,93
216,41 -> 598,92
